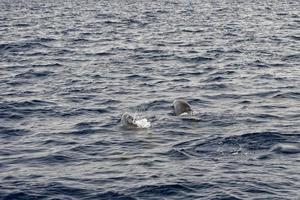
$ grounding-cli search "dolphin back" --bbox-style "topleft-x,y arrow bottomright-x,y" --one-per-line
173,99 -> 192,116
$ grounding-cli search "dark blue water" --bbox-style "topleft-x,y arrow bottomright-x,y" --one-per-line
1,0 -> 300,199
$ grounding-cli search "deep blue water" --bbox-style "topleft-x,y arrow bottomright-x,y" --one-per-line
1,0 -> 300,199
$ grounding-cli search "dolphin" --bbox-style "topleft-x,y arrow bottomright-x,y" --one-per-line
121,112 -> 151,128
173,99 -> 193,116
121,112 -> 138,127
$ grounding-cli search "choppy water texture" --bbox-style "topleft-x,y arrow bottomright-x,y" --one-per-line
1,0 -> 300,199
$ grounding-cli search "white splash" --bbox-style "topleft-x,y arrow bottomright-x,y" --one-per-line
179,112 -> 189,116
134,118 -> 151,128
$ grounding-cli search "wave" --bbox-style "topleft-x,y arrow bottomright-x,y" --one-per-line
134,100 -> 171,112
0,39 -> 51,53
176,56 -> 213,63
15,70 -> 55,79
0,127 -> 29,139
168,132 -> 300,159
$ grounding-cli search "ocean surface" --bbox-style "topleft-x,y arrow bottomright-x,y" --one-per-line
1,0 -> 300,199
